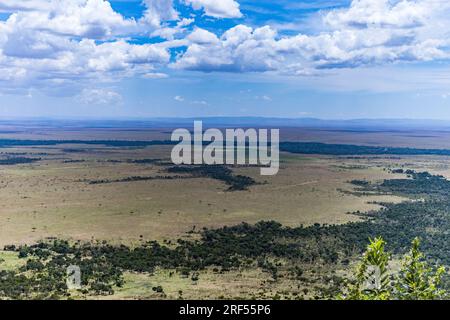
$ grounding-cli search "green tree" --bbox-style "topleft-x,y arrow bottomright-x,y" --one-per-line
396,237 -> 446,300
340,237 -> 446,300
342,237 -> 391,300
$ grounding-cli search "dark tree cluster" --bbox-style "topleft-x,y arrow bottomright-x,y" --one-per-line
0,139 -> 176,148
0,157 -> 41,165
167,165 -> 256,191
88,175 -> 188,185
280,142 -> 450,156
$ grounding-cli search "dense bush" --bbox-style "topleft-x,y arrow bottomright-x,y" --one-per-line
167,165 -> 256,191
0,157 -> 41,165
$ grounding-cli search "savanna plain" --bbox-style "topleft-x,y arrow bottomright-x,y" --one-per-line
1,121 -> 450,299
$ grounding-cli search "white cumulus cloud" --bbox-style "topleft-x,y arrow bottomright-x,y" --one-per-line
3,0 -> 450,98
184,0 -> 242,18
173,25 -> 278,72
173,0 -> 450,74
0,0 -> 171,94
141,0 -> 179,28
78,88 -> 123,105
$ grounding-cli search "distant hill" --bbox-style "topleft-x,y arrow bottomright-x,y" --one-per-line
3,117 -> 450,130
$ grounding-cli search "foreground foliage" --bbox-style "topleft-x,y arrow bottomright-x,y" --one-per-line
341,237 -> 446,300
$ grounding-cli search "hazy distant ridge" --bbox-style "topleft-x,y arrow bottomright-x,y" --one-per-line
2,117 -> 450,130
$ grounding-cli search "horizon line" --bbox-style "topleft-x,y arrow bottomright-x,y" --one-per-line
3,116 -> 450,122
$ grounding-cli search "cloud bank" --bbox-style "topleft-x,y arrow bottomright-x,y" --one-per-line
1,0 -> 450,96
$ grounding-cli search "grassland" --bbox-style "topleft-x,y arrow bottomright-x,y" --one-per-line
3,123 -> 450,299
0,143 -> 407,247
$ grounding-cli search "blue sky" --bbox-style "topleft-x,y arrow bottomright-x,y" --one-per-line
1,0 -> 450,119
